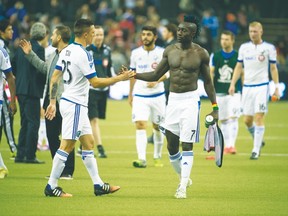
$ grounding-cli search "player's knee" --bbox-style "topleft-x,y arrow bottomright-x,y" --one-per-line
182,142 -> 193,151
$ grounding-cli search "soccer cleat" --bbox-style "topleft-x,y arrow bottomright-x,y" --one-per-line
224,147 -> 230,154
0,168 -> 8,179
230,147 -> 237,154
97,145 -> 107,158
154,158 -> 164,167
250,152 -> 258,160
175,187 -> 186,199
132,159 -> 147,168
187,178 -> 193,188
94,183 -> 120,196
44,184 -> 72,197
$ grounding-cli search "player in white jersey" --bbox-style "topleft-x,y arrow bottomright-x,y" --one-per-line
229,22 -> 280,160
0,46 -> 17,179
44,19 -> 132,197
129,26 -> 166,168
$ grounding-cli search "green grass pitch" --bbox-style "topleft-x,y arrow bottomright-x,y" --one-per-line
0,99 -> 287,216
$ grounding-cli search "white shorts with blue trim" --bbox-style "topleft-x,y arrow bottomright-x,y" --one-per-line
60,98 -> 92,140
132,92 -> 166,124
162,91 -> 200,143
241,83 -> 269,115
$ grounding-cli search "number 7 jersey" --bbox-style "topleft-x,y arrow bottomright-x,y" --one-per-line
55,42 -> 97,106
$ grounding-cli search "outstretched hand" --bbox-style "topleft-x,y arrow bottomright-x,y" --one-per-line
119,65 -> 136,79
19,39 -> 32,55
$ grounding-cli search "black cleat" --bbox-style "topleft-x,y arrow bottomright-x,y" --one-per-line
44,184 -> 72,197
250,152 -> 258,160
94,183 -> 120,196
97,145 -> 107,158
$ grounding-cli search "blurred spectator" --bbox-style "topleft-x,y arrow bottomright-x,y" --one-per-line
224,12 -> 239,35
76,3 -> 95,21
201,9 -> 219,51
5,1 -> 26,22
48,0 -> 64,22
95,1 -> 114,25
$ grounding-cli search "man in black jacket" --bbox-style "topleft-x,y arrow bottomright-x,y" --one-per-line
13,22 -> 46,164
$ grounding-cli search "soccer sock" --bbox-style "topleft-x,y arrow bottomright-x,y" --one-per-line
169,151 -> 182,176
221,120 -> 231,148
229,118 -> 239,148
48,149 -> 68,189
247,125 -> 255,139
252,126 -> 265,156
153,129 -> 163,159
180,151 -> 193,189
0,153 -> 7,170
136,129 -> 147,161
82,150 -> 104,185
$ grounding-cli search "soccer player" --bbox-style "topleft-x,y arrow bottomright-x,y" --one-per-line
0,19 -> 17,158
44,19 -> 132,197
0,43 -> 17,179
210,30 -> 241,154
19,25 -> 75,179
229,21 -> 280,160
129,25 -> 166,168
125,15 -> 218,198
78,25 -> 115,158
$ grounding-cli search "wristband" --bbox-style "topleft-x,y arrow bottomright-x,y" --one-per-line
212,103 -> 219,111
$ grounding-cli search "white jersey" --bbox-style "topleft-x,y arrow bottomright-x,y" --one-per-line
130,46 -> 164,96
238,41 -> 277,86
56,43 -> 97,106
0,46 -> 12,101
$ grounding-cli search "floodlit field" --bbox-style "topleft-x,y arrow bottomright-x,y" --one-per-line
0,99 -> 287,216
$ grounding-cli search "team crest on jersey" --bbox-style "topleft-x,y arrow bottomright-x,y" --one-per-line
89,62 -> 94,68
258,54 -> 265,62
151,62 -> 158,69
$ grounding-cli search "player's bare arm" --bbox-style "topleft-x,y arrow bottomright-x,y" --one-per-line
229,62 -> 242,95
200,48 -> 218,120
45,69 -> 62,120
132,48 -> 170,82
270,63 -> 280,99
89,70 -> 132,88
6,72 -> 17,115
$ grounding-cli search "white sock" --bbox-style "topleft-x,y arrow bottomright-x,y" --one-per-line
180,151 -> 193,189
252,126 -> 265,156
48,149 -> 68,189
0,153 -> 7,170
136,129 -> 147,161
247,125 -> 255,139
153,129 -> 163,159
221,120 -> 231,148
230,118 -> 239,148
169,151 -> 182,176
82,150 -> 104,185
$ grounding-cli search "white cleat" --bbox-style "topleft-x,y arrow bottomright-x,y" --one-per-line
174,187 -> 186,199
187,178 -> 192,187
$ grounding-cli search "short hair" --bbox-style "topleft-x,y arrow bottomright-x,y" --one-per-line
183,15 -> 201,39
30,22 -> 46,41
141,25 -> 157,36
165,23 -> 177,38
0,19 -> 11,32
55,25 -> 71,43
94,25 -> 104,30
74,18 -> 94,37
249,21 -> 263,30
221,30 -> 235,40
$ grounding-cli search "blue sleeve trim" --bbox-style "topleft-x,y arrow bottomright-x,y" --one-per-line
3,67 -> 12,73
86,72 -> 97,79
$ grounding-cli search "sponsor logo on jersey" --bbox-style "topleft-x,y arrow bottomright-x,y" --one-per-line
151,62 -> 158,69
